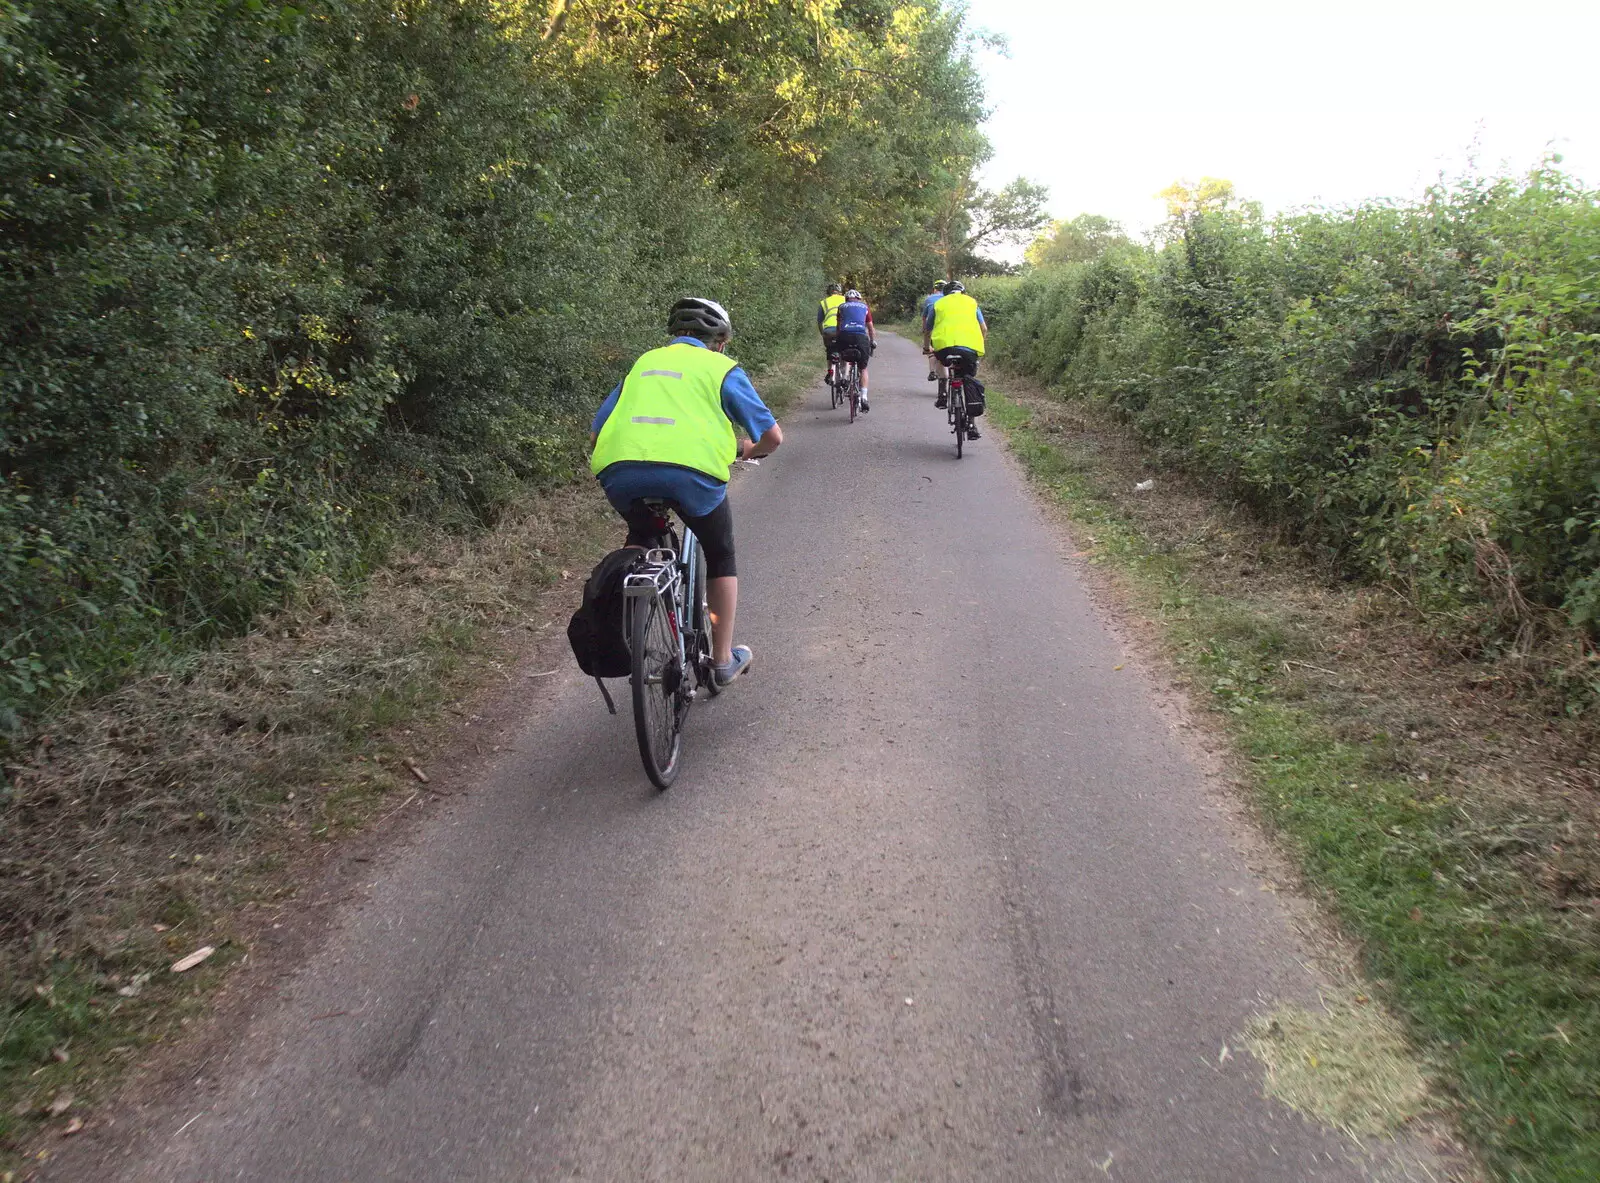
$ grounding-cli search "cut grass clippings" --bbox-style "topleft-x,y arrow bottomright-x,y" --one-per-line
0,349 -> 816,1170
988,380 -> 1600,1182
1244,989 -> 1433,1138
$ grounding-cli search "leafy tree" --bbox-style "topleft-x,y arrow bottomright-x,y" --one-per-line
1157,175 -> 1243,218
929,174 -> 1051,278
977,167 -> 1600,663
1026,213 -> 1130,268
0,0 -> 997,742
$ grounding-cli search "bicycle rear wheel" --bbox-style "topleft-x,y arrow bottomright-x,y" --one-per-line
630,592 -> 684,789
847,367 -> 859,423
953,380 -> 966,458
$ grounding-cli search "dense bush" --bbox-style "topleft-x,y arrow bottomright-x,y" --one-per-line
0,0 -> 984,743
979,171 -> 1600,686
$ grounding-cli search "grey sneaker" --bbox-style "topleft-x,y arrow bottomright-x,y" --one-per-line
934,394 -> 947,409
714,645 -> 754,687
967,426 -> 981,440
858,394 -> 870,413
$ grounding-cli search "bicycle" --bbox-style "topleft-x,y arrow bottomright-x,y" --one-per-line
610,501 -> 720,789
944,359 -> 970,458
831,357 -> 860,422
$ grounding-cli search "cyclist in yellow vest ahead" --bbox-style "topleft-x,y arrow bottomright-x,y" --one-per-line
591,297 -> 783,686
817,283 -> 845,381
923,279 -> 988,441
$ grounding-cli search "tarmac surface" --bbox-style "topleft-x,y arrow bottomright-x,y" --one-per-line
89,333 -> 1441,1181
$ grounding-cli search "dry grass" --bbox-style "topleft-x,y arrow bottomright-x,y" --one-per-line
0,482 -> 619,1157
1001,383 -> 1600,900
1,347 -> 816,1165
1245,991 -> 1434,1138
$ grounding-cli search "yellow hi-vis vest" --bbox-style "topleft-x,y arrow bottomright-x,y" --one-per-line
591,342 -> 740,481
929,291 -> 985,356
819,293 -> 845,330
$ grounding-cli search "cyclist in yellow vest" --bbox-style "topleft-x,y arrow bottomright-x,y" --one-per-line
817,283 -> 846,383
590,297 -> 783,685
922,279 -> 988,441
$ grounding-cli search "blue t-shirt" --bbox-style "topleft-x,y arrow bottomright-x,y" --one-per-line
591,337 -> 776,517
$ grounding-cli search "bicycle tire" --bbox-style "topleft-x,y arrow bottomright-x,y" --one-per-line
847,366 -> 859,423
630,592 -> 683,789
953,380 -> 966,458
692,543 -> 720,698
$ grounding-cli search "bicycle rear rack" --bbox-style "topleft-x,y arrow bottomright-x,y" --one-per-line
623,550 -> 680,598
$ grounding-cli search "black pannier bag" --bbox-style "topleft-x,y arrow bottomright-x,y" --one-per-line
567,547 -> 641,679
964,378 -> 986,417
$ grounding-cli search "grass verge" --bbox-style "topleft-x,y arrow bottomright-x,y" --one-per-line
987,378 -> 1600,1181
0,348 -> 815,1173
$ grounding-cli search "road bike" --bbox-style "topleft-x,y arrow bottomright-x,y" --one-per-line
612,502 -> 720,789
830,356 -> 860,422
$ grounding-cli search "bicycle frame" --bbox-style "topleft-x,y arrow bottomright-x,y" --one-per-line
622,535 -> 694,693
603,500 -> 725,788
944,362 -> 970,456
830,356 -> 855,405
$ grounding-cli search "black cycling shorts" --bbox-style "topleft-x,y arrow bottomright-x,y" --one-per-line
617,495 -> 737,580
835,331 -> 872,366
935,346 -> 980,377
821,327 -> 838,358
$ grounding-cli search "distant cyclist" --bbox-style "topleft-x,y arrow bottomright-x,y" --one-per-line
923,279 -> 986,440
590,297 -> 783,686
833,289 -> 876,413
817,283 -> 845,382
919,280 -> 946,380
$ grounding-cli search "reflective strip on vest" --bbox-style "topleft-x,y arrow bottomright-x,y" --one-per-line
819,294 -> 845,330
591,343 -> 740,481
930,291 -> 985,355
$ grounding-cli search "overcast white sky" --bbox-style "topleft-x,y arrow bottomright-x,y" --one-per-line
966,0 -> 1600,238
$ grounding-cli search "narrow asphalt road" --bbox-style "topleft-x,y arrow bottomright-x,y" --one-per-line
92,334 -> 1438,1181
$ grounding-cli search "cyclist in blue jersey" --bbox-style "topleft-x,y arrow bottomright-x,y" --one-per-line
590,297 -> 783,686
833,289 -> 876,413
919,281 -> 946,381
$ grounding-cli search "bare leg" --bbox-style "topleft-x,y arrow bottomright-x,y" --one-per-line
708,576 -> 738,666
